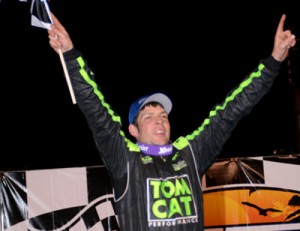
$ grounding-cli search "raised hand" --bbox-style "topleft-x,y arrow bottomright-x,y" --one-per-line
272,14 -> 296,62
48,13 -> 74,54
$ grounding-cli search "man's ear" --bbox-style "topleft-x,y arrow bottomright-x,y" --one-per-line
128,124 -> 138,138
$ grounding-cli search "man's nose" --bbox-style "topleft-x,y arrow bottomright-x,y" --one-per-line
155,116 -> 163,124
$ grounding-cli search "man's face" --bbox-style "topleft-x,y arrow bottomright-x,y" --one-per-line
134,104 -> 170,145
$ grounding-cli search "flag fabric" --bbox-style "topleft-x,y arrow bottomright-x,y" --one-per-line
30,0 -> 52,30
1,166 -> 120,231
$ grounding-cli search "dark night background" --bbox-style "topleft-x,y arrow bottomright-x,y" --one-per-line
0,0 -> 299,171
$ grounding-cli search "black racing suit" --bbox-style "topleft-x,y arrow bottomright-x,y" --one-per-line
64,48 -> 281,231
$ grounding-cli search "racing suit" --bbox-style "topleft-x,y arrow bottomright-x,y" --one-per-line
64,48 -> 281,231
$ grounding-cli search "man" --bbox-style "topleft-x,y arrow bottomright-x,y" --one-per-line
48,13 -> 296,231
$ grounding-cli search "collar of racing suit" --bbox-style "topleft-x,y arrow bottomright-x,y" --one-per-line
137,142 -> 173,156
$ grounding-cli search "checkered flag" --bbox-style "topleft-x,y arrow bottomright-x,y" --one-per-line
30,0 -> 52,29
1,166 -> 120,231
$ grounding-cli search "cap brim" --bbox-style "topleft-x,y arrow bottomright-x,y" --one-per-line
142,93 -> 172,114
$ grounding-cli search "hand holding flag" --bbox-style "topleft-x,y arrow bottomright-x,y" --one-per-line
30,0 -> 76,104
47,13 -> 75,53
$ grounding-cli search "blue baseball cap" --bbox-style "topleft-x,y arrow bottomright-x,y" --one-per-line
128,93 -> 172,124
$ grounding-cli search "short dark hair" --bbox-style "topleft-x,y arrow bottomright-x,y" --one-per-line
132,102 -> 164,126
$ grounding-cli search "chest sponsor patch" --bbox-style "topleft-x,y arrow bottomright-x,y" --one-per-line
146,174 -> 198,228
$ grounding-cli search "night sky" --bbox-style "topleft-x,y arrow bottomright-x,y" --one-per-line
1,0 -> 299,171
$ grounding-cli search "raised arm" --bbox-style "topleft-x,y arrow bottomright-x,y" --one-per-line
271,14 -> 296,62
